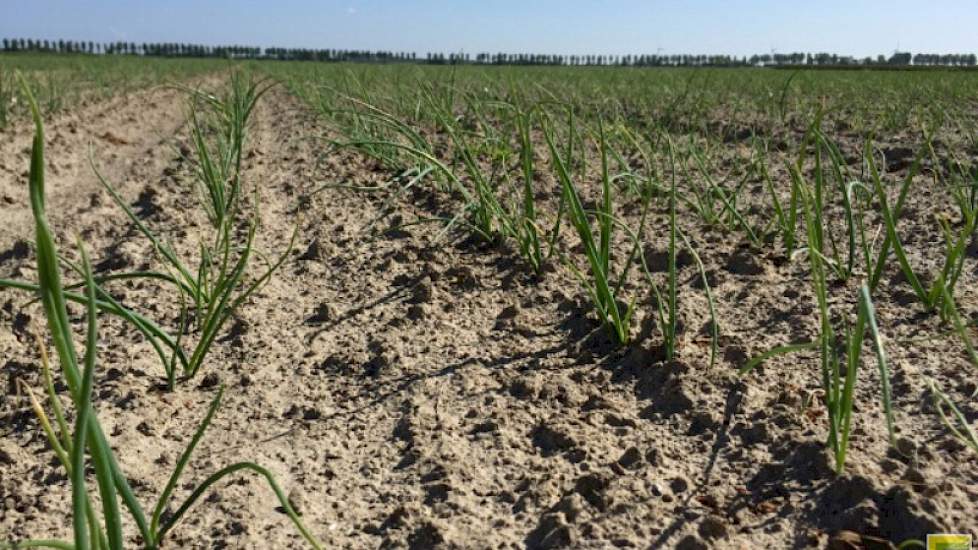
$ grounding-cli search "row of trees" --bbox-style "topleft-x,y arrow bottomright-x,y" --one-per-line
2,37 -> 977,68
744,51 -> 975,67
913,53 -> 978,66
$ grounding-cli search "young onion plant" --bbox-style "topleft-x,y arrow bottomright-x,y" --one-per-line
863,136 -> 978,364
758,140 -> 801,256
543,119 -> 717,358
761,118 -> 876,276
544,117 -> 647,345
679,138 -> 762,247
187,71 -> 273,229
0,81 -> 322,550
510,103 -> 548,273
775,117 -> 874,281
740,173 -> 896,473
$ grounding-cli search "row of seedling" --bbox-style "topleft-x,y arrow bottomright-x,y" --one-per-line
2,71 -> 287,389
93,71 -> 294,389
1,74 -> 321,548
294,72 -> 719,367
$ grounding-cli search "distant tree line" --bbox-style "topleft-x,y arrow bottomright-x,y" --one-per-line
2,37 -> 976,68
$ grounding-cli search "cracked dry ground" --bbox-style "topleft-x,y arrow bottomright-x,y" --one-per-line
1,78 -> 976,549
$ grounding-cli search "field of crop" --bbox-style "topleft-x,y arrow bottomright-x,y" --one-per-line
1,55 -> 977,549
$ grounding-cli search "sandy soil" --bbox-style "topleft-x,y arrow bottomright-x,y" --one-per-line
1,76 -> 976,549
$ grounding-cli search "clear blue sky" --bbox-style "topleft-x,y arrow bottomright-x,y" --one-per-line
2,0 -> 975,57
